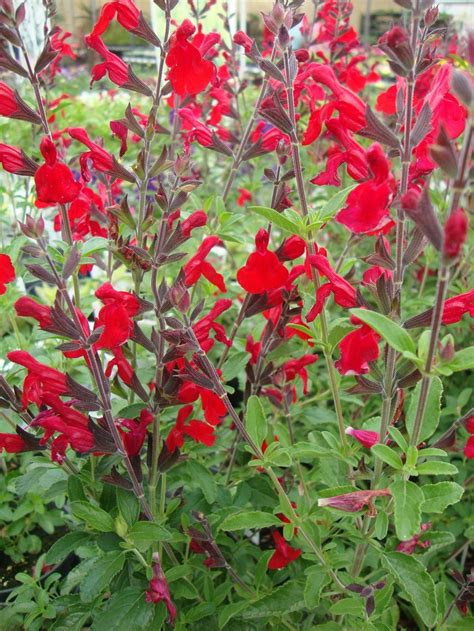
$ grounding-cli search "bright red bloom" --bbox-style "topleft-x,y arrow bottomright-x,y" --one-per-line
68,127 -> 116,181
145,554 -> 177,624
7,351 -> 68,408
85,36 -> 151,95
267,531 -> 301,570
335,323 -> 380,375
0,254 -> 15,295
184,236 -> 226,292
94,283 -> 140,349
464,436 -> 474,459
166,405 -> 216,453
166,20 -> 217,96
89,0 -> 140,37
178,381 -> 227,426
362,266 -> 393,286
237,188 -> 252,206
335,144 -> 395,234
237,229 -> 289,294
442,290 -> 474,325
345,426 -> 380,448
181,210 -> 207,237
14,297 -> 52,328
465,416 -> 474,434
119,409 -> 154,456
306,252 -> 356,321
276,236 -> 306,261
0,433 -> 27,453
193,299 -> 232,352
60,187 -> 107,241
47,28 -> 77,78
0,143 -> 37,176
34,137 -> 81,205
283,355 -> 318,394
443,209 -> 468,260
0,82 -> 40,123
105,347 -> 134,384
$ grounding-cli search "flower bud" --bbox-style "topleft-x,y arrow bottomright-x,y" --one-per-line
379,26 -> 414,71
345,426 -> 380,448
424,6 -> 438,27
233,30 -> 254,55
318,489 -> 391,515
275,236 -> 306,261
443,208 -> 468,262
464,415 -> 474,434
439,335 -> 455,362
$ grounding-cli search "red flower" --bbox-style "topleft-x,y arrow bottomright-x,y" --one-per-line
181,210 -> 207,238
442,290 -> 474,325
184,236 -> 226,293
335,323 -> 380,375
0,82 -> 40,124
443,209 -> 468,260
335,144 -> 395,234
166,405 -> 216,453
0,433 -> 27,453
178,381 -> 227,426
94,283 -> 140,349
397,523 -> 431,554
345,426 -> 380,448
7,351 -> 68,408
47,28 -> 77,78
89,0 -> 140,37
306,252 -> 356,321
34,137 -> 81,205
85,35 -> 151,95
318,488 -> 391,513
283,355 -> 318,394
237,229 -> 289,294
145,554 -> 177,624
68,127 -> 116,181
14,296 -> 52,328
0,254 -> 15,295
275,236 -> 306,261
465,416 -> 474,434
104,347 -> 134,384
0,143 -> 38,176
119,409 -> 154,456
193,299 -> 232,352
166,20 -> 217,96
267,531 -> 301,570
464,436 -> 474,459
237,188 -> 252,206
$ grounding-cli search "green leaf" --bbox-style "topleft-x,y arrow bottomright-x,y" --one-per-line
390,480 -> 424,541
127,521 -> 172,552
421,482 -> 464,513
304,568 -> 330,609
116,488 -> 139,527
80,551 -> 125,602
220,510 -> 282,531
46,532 -> 91,565
81,237 -> 109,256
382,552 -> 438,627
71,501 -> 115,532
445,347 -> 474,372
218,601 -> 249,629
241,581 -> 305,618
248,206 -> 302,235
186,460 -> 217,504
91,587 -> 154,631
416,461 -> 458,476
246,396 -> 268,451
329,597 -> 364,617
350,308 -> 416,355
371,444 -> 403,470
406,377 -> 443,443
318,184 -> 358,220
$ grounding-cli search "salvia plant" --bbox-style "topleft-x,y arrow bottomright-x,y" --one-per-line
0,0 -> 472,629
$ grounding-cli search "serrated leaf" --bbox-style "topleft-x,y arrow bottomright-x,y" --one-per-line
71,501 -> 115,532
127,521 -> 172,552
350,308 -> 416,354
90,587 -> 154,631
220,511 -> 282,531
406,377 -> 443,443
186,460 -> 217,504
116,488 -> 139,527
390,480 -> 424,541
382,552 -> 438,627
249,206 -> 302,235
371,444 -> 403,470
246,396 -> 267,451
218,601 -> 249,629
304,568 -> 330,608
80,551 -> 125,602
241,581 -> 305,618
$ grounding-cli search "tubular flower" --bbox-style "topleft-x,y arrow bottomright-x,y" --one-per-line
335,322 -> 380,375
14,297 -> 52,328
237,229 -> 289,294
184,236 -> 226,292
0,254 -> 15,295
267,531 -> 302,570
7,351 -> 68,409
318,489 -> 391,515
118,409 -> 154,456
166,20 -> 218,96
306,252 -> 356,321
443,209 -> 468,261
237,188 -> 252,206
166,405 -> 216,453
345,426 -> 380,448
145,554 -> 177,624
464,436 -> 474,459
85,35 -> 152,95
193,299 -> 232,352
0,82 -> 41,124
397,523 -> 431,554
89,0 -> 139,36
282,355 -> 318,394
34,137 -> 81,205
0,143 -> 38,176
0,433 -> 27,454
442,290 -> 474,325
94,283 -> 140,349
